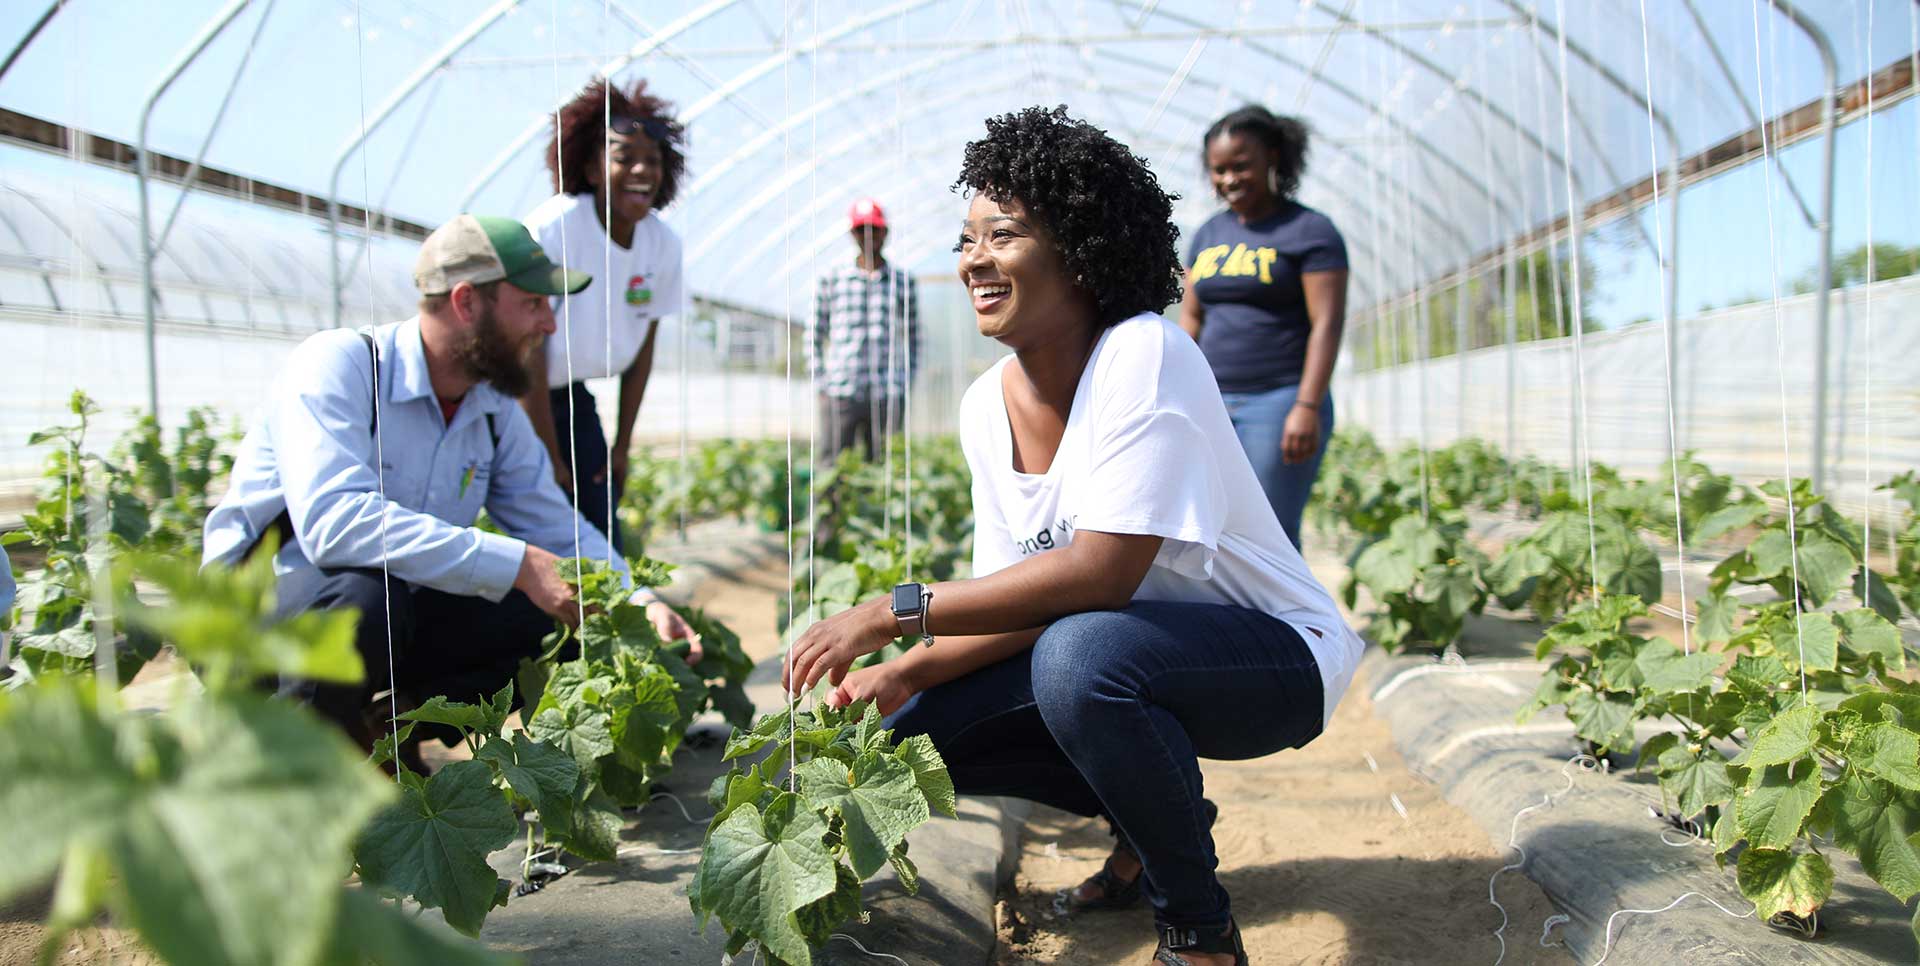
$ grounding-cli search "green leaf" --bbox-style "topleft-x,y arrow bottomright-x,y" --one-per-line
1837,609 -> 1904,670
1794,532 -> 1857,607
1855,569 -> 1905,623
1736,848 -> 1833,921
354,760 -> 518,935
792,861 -> 865,949
1727,654 -> 1791,695
1743,703 -> 1823,767
692,794 -> 837,965
1696,501 -> 1768,540
888,845 -> 920,895
400,686 -> 513,737
894,734 -> 957,818
324,886 -> 520,966
1772,613 -> 1839,673
795,751 -> 930,879
1820,774 -> 1920,902
1595,524 -> 1662,604
120,551 -> 366,687
1735,758 -> 1822,849
1839,691 -> 1920,728
812,563 -> 863,604
1655,745 -> 1737,816
1486,541 -> 1552,600
553,782 -> 623,863
1851,724 -> 1920,792
1567,690 -> 1636,753
1416,560 -> 1483,619
1747,530 -> 1796,580
1695,593 -> 1740,644
0,683 -> 391,966
1633,639 -> 1722,695
477,731 -> 580,819
1352,539 -> 1417,596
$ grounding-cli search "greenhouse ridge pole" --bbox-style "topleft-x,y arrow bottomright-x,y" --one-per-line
136,0 -> 255,421
453,0 -> 757,213
328,0 -> 522,329
1770,0 -> 1839,494
0,0 -> 66,83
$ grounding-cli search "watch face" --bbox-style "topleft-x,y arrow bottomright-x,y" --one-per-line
891,583 -> 921,615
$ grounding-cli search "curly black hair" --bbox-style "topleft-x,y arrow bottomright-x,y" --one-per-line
546,78 -> 687,209
1203,106 -> 1310,201
954,106 -> 1181,327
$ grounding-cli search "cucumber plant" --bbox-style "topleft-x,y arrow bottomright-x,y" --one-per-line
0,537 -> 512,966
525,557 -> 755,830
1341,512 -> 1488,652
690,698 -> 955,966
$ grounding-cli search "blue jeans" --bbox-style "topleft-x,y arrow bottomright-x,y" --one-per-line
885,601 -> 1324,931
1218,384 -> 1334,549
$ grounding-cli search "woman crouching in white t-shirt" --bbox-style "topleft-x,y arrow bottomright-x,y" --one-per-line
786,106 -> 1365,966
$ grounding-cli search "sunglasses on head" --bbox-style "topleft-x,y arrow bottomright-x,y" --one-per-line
608,114 -> 675,143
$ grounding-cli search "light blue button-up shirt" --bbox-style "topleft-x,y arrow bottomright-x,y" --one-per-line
203,317 -> 625,598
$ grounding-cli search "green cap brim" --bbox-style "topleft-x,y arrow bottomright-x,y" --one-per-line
507,261 -> 591,297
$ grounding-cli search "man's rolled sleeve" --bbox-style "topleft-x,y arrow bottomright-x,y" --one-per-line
469,531 -> 528,602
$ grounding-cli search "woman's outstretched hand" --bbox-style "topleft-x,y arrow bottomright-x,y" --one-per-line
784,597 -> 900,695
825,662 -> 917,716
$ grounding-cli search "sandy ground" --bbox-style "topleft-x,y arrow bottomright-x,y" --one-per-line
684,544 -> 1577,965
989,661 -> 1574,966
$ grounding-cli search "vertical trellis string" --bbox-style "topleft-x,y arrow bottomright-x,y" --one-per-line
1550,0 -> 1602,598
1749,0 -> 1809,699
351,0 -> 400,772
1636,0 -> 1691,662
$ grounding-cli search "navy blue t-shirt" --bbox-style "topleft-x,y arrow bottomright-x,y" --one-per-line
1186,203 -> 1347,394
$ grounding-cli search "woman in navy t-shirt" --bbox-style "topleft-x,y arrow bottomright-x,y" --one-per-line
1178,106 -> 1348,549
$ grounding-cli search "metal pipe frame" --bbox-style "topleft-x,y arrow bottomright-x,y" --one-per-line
728,54 -> 1439,286
675,48 -> 972,208
710,66 -> 1411,307
453,0 -> 750,213
1768,0 -> 1839,494
1095,46 -> 1481,264
1679,0 -> 1817,227
0,0 -> 66,83
1099,8 -> 1521,252
606,1 -> 778,129
136,0 -> 255,420
1500,1 -> 1682,350
328,0 -> 522,329
152,0 -> 279,259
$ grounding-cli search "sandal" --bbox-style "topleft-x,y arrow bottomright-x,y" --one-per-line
1057,798 -> 1219,914
1152,920 -> 1248,966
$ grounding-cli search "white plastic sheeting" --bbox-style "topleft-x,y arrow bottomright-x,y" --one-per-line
1338,276 -> 1920,524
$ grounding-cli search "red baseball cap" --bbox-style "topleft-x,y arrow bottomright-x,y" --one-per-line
849,198 -> 888,229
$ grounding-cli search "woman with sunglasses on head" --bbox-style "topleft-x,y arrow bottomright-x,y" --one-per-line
520,79 -> 687,552
784,107 -> 1364,966
1179,106 -> 1348,551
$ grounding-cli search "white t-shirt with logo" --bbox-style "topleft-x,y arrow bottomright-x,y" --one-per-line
523,192 -> 686,386
960,313 -> 1364,729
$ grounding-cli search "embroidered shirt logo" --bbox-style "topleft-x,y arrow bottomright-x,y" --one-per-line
626,274 -> 652,306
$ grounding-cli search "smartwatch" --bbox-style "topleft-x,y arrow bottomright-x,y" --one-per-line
890,582 -> 933,646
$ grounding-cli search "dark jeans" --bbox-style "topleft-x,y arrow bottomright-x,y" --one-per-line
549,381 -> 624,554
817,392 -> 902,465
884,600 -> 1324,931
273,566 -> 554,735
1219,384 -> 1335,550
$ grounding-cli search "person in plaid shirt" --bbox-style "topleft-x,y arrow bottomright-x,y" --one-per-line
811,198 -> 921,463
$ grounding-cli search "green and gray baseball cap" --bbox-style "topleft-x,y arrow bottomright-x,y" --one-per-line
413,214 -> 591,297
